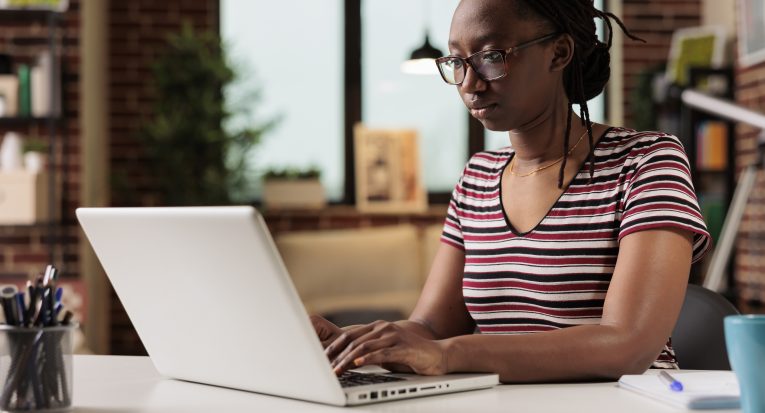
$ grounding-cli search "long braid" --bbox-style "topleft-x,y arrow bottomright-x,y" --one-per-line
559,103 -> 574,187
515,0 -> 645,188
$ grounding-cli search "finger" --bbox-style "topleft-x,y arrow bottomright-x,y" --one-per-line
333,335 -> 397,375
325,324 -> 374,360
349,346 -> 405,371
331,327 -> 385,368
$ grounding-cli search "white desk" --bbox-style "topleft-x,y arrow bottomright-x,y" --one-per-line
73,356 -> 740,412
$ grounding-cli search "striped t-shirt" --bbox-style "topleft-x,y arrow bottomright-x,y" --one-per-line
441,127 -> 711,369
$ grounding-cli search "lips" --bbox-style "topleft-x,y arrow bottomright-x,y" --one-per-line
469,103 -> 498,119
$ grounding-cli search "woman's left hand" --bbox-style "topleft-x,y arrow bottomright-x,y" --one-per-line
326,320 -> 449,376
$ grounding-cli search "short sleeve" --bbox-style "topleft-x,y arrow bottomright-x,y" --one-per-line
618,134 -> 711,263
441,166 -> 467,250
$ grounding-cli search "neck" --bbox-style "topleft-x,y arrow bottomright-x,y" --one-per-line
508,99 -> 585,167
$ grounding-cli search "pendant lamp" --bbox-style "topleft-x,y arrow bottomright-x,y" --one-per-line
401,0 -> 443,75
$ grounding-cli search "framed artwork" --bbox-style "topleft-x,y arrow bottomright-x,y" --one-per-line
666,26 -> 726,86
738,0 -> 765,67
354,124 -> 427,213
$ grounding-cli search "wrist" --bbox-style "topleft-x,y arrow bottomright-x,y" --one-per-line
437,337 -> 458,374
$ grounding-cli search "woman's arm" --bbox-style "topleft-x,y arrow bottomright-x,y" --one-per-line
442,227 -> 692,382
331,228 -> 693,381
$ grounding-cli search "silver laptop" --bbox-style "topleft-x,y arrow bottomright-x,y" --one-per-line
76,206 -> 498,406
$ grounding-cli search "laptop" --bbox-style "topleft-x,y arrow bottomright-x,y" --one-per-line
76,206 -> 498,406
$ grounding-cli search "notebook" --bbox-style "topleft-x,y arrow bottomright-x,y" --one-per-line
618,371 -> 740,410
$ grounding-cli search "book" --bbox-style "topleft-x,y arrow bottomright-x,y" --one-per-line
618,371 -> 739,410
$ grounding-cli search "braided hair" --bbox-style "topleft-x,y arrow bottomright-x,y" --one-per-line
513,1 -> 644,188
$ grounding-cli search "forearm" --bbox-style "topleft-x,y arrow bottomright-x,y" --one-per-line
442,324 -> 659,383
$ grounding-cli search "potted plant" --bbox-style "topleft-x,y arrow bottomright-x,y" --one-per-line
22,137 -> 47,173
262,166 -> 326,209
138,23 -> 275,206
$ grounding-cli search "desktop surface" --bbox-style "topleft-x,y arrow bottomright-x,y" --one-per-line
73,355 -> 741,412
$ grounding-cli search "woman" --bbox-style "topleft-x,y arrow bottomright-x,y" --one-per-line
312,0 -> 710,382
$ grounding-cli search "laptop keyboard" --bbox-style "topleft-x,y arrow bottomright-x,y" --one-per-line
338,371 -> 406,388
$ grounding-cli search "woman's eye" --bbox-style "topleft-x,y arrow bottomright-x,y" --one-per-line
481,52 -> 503,64
448,59 -> 464,70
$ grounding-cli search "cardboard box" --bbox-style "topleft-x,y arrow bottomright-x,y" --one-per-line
0,171 -> 53,224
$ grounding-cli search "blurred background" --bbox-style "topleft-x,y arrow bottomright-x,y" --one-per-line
0,0 -> 763,355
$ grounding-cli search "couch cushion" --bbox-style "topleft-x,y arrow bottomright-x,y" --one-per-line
274,225 -> 423,316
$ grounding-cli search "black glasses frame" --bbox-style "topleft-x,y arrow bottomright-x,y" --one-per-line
435,32 -> 560,85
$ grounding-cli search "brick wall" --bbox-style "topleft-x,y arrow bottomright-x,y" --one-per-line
107,0 -> 219,355
734,61 -> 765,304
621,0 -> 702,127
0,4 -> 82,294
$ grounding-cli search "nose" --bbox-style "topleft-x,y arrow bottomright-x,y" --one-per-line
460,64 -> 487,94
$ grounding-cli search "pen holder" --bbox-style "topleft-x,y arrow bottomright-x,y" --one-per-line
0,324 -> 75,412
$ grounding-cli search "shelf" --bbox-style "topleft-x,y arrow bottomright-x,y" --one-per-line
0,117 -> 62,127
0,9 -> 62,23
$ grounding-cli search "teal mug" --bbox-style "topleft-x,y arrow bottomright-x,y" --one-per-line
724,315 -> 765,413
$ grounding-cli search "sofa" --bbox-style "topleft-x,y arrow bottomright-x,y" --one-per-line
274,223 -> 443,325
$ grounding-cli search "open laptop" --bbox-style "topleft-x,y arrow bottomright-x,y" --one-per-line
76,206 -> 498,406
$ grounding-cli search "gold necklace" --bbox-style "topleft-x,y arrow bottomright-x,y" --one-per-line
507,129 -> 588,178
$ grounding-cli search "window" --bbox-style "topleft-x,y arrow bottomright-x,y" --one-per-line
221,0 -> 345,200
361,0 -> 464,193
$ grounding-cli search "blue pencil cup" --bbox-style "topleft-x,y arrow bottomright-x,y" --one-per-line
724,315 -> 765,413
0,324 -> 75,412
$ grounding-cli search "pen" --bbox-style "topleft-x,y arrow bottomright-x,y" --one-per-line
659,371 -> 683,392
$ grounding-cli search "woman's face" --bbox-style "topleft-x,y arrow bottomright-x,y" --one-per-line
448,0 -> 562,131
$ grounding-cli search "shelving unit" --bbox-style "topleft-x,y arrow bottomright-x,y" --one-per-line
0,9 -> 66,267
680,67 -> 736,292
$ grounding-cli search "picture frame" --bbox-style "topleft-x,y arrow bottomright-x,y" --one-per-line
737,0 -> 765,68
354,124 -> 427,214
666,26 -> 726,86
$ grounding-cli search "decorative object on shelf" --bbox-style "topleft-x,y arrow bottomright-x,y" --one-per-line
354,124 -> 427,214
16,64 -> 31,117
30,50 -> 60,117
666,26 -> 726,86
262,167 -> 326,210
139,23 -> 275,206
0,170 -> 51,225
0,131 -> 23,171
22,138 -> 47,173
737,0 -> 765,68
0,264 -> 75,412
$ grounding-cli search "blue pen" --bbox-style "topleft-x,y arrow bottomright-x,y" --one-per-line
659,371 -> 684,392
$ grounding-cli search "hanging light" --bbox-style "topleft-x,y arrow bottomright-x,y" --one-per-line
401,0 -> 443,75
401,34 -> 443,75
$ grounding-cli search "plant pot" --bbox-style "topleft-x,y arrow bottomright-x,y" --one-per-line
262,178 -> 326,210
23,151 -> 47,173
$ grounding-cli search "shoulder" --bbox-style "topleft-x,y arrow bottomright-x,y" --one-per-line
465,147 -> 513,171
600,127 -> 686,156
458,147 -> 513,180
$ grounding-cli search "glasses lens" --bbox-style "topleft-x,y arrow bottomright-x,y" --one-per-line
472,50 -> 505,80
437,58 -> 464,84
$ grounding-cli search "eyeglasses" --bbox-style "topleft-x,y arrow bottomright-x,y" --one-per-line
435,32 -> 560,85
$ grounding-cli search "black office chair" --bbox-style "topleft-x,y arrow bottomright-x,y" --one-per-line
671,284 -> 739,370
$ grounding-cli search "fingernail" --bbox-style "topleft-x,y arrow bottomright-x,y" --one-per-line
354,357 -> 364,366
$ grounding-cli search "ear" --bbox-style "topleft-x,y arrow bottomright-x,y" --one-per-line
549,34 -> 574,73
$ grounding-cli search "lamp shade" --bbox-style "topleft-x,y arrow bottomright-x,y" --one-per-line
401,34 -> 443,75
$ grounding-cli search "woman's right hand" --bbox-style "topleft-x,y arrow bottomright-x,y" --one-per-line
310,315 -> 343,349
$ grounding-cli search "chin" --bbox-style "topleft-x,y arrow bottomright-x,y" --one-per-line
477,118 -> 511,132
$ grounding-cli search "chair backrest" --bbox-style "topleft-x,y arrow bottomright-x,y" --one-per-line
671,284 -> 739,370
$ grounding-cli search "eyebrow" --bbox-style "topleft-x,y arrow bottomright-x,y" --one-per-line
448,33 -> 504,53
